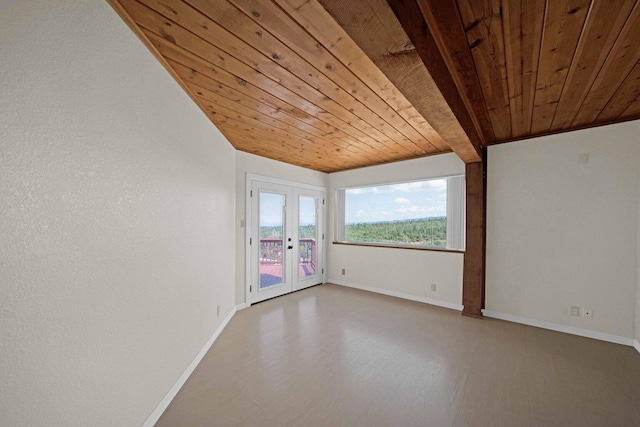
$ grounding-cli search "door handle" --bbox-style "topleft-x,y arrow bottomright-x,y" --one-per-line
287,245 -> 293,250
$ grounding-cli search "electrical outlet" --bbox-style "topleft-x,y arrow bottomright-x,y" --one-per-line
217,304 -> 220,317
570,306 -> 580,317
341,268 -> 345,275
583,308 -> 593,319
430,283 -> 437,292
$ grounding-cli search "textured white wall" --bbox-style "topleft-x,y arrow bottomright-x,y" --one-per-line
637,180 -> 640,345
235,151 -> 327,304
486,121 -> 640,340
0,1 -> 236,426
327,154 -> 465,307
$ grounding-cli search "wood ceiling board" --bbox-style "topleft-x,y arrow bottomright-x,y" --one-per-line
191,0 -> 434,157
199,96 -> 374,163
410,0 -> 640,147
166,63 -> 398,165
124,0 -> 379,145
112,0 -> 457,172
272,0 -> 450,153
530,0 -> 591,134
622,97 -> 640,117
551,0 -> 636,130
110,0 -> 640,171
121,0 -> 403,164
221,129 -> 336,171
597,61 -> 640,121
316,0 -> 478,163
133,0 -> 378,135
160,0 -> 423,157
221,126 -> 377,172
149,35 -> 382,159
208,111 -> 333,159
142,27 -> 382,151
571,2 -> 640,126
200,92 -> 346,154
188,81 -> 371,158
202,104 -> 372,167
502,0 -> 545,138
387,0 -> 485,162
457,0 -> 511,140
219,0 -> 441,155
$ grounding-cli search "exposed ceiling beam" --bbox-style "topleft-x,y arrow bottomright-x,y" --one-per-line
108,0 -> 640,171
314,0 -> 480,163
386,0 -> 487,163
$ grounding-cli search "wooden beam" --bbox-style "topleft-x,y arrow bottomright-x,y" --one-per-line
462,156 -> 486,317
386,0 -> 484,162
276,0 -> 450,153
388,0 -> 488,314
305,0 -> 462,158
414,0 -> 495,145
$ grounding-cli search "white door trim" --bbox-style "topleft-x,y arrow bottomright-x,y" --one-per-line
245,174 -> 326,306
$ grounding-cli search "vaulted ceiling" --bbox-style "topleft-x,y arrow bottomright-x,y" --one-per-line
108,0 -> 640,172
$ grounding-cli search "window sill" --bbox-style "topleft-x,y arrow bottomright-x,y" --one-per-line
332,241 -> 464,254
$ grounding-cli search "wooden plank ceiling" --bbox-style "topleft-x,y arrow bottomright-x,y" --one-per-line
108,0 -> 640,172
385,0 -> 640,144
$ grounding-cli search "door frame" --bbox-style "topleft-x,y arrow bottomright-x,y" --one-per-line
245,173 -> 326,307
250,181 -> 293,303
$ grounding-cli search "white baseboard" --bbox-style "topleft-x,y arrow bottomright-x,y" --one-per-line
482,310 -> 635,347
142,304 -> 241,427
329,280 -> 463,311
329,281 -> 637,348
236,302 -> 247,310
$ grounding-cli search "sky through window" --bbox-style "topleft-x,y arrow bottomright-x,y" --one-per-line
344,179 -> 447,224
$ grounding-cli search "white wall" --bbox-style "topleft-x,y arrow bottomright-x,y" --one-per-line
486,121 -> 640,341
637,181 -> 640,345
327,154 -> 465,308
235,151 -> 327,304
0,1 -> 236,426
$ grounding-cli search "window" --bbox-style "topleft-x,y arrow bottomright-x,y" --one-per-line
335,176 -> 465,250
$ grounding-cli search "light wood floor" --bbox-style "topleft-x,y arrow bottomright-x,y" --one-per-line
157,284 -> 640,426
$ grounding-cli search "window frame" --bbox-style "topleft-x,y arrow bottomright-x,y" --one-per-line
333,174 -> 465,252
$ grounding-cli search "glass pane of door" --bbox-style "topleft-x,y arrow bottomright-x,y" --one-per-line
260,192 -> 285,289
298,196 -> 317,280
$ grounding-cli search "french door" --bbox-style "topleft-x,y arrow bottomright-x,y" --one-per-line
248,178 -> 324,304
